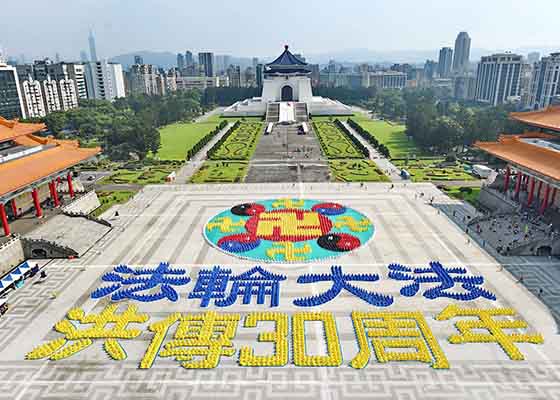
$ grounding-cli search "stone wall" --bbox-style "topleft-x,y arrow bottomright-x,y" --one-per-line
0,237 -> 25,276
62,191 -> 101,215
478,187 -> 518,213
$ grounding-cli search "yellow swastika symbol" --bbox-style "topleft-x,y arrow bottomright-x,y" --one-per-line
272,199 -> 305,209
207,217 -> 245,233
256,212 -> 323,238
266,242 -> 312,262
334,216 -> 371,232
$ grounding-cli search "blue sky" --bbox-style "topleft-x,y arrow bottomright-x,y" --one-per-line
1,0 -> 558,60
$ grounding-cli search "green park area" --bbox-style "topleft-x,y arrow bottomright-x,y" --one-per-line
392,158 -> 475,182
99,164 -> 178,185
208,121 -> 263,161
445,186 -> 481,207
313,121 -> 365,159
190,161 -> 249,183
329,160 -> 390,182
157,120 -> 222,160
91,190 -> 136,218
350,114 -> 420,159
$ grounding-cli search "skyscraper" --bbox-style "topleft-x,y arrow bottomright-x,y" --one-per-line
424,60 -> 438,80
0,62 -> 26,119
177,53 -> 185,71
80,50 -> 89,63
528,52 -> 560,110
452,32 -> 471,73
85,61 -> 125,100
185,51 -> 194,67
88,29 -> 98,62
198,52 -> 214,77
134,55 -> 144,65
475,53 -> 522,106
438,47 -> 453,78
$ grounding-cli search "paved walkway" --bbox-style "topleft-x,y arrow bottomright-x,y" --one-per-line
341,120 -> 403,182
173,122 -> 234,184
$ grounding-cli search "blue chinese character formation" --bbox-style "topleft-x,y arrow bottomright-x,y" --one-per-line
293,266 -> 393,307
91,262 -> 191,302
388,261 -> 496,301
188,266 -> 287,308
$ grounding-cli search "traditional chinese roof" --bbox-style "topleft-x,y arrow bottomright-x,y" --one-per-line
475,133 -> 560,182
265,45 -> 310,74
510,106 -> 560,133
0,116 -> 100,198
0,117 -> 46,142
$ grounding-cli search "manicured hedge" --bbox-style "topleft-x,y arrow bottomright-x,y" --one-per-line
186,120 -> 228,160
348,118 -> 391,158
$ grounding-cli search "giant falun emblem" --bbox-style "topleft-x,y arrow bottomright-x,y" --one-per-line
204,199 -> 375,263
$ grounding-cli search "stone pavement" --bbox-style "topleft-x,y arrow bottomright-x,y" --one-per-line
1,183 -> 559,400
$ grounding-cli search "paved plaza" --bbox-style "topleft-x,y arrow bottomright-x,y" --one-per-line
1,183 -> 560,399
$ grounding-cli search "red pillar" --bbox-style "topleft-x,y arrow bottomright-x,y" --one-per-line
51,180 -> 60,207
32,189 -> 43,218
503,166 -> 511,193
67,172 -> 75,198
0,204 -> 9,237
550,188 -> 557,207
537,180 -> 543,203
527,178 -> 536,206
540,185 -> 551,215
514,171 -> 522,197
10,199 -> 17,217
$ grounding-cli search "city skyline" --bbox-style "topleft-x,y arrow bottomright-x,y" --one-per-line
1,0 -> 559,61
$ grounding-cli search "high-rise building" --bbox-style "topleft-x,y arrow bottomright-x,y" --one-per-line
85,61 -> 125,101
58,77 -> 78,110
438,47 -> 453,78
0,62 -> 25,119
42,76 -> 62,113
128,64 -> 163,96
185,51 -> 194,67
474,53 -> 522,106
177,53 -> 185,71
66,63 -> 88,99
21,77 -> 46,118
198,52 -> 214,77
88,29 -> 98,62
227,65 -> 241,88
252,57 -> 259,68
528,52 -> 560,110
256,64 -> 263,88
527,52 -> 541,65
452,32 -> 471,73
424,60 -> 438,80
80,50 -> 89,63
134,55 -> 144,65
453,75 -> 477,100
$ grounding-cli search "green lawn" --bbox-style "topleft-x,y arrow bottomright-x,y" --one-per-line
329,160 -> 390,182
190,161 -> 249,183
313,121 -> 365,159
208,121 -> 263,161
99,165 -> 177,185
445,186 -> 481,207
392,159 -> 476,182
349,115 -> 421,159
91,190 -> 136,218
157,121 -> 221,160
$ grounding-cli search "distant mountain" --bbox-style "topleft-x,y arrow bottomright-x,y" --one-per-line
109,51 -> 177,69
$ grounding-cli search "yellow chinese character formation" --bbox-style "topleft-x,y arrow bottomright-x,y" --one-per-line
206,217 -> 246,233
266,242 -> 312,262
239,312 -> 288,367
140,311 -> 240,369
351,311 -> 449,369
292,312 -> 342,367
26,304 -> 148,361
257,211 -> 323,238
272,199 -> 305,209
435,305 -> 544,360
334,216 -> 372,232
